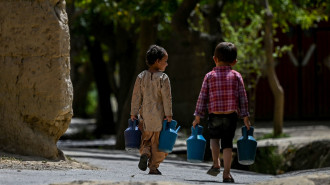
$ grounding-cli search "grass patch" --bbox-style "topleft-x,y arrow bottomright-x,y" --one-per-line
232,146 -> 286,175
249,146 -> 285,175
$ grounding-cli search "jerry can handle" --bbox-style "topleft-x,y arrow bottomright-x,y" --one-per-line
243,126 -> 248,140
162,120 -> 168,132
191,125 -> 196,136
133,119 -> 137,128
191,125 -> 199,135
129,119 -> 137,128
243,126 -> 254,140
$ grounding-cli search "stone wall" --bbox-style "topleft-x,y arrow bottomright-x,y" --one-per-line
0,0 -> 73,160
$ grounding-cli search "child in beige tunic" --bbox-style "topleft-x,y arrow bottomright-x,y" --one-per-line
130,45 -> 172,175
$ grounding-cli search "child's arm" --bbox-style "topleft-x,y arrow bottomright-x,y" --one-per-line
131,115 -> 138,121
192,116 -> 201,128
237,74 -> 251,130
165,116 -> 172,122
161,74 -> 173,120
237,74 -> 249,118
193,74 -> 209,126
131,76 -> 142,120
243,116 -> 251,130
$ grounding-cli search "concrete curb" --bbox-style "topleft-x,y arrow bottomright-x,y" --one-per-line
254,173 -> 330,185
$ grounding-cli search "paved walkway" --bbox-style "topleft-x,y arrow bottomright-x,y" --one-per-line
1,120 -> 329,185
1,147 -> 329,185
0,147 -> 273,185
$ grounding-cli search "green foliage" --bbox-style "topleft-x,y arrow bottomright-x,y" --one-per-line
249,146 -> 285,175
68,0 -> 330,123
188,3 -> 207,33
71,0 -> 178,32
221,0 -> 329,66
220,12 -> 264,81
274,45 -> 293,58
221,0 -> 329,32
220,0 -> 329,76
270,0 -> 329,32
218,0 -> 329,122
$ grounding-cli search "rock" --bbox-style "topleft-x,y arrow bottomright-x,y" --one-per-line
232,137 -> 330,174
290,141 -> 330,171
255,173 -> 330,185
0,0 -> 72,160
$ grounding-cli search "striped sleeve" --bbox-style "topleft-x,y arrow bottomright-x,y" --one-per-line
237,74 -> 249,118
194,74 -> 209,118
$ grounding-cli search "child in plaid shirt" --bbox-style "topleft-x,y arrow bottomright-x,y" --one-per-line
193,42 -> 251,183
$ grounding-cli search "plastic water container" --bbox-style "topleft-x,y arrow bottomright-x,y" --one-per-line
158,120 -> 181,153
124,119 -> 141,152
237,126 -> 257,165
186,125 -> 206,163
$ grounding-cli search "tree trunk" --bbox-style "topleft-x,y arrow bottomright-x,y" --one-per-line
263,0 -> 284,136
71,62 -> 93,118
115,18 -> 158,149
67,1 -> 93,118
86,39 -> 115,135
113,25 -> 137,126
172,0 -> 200,34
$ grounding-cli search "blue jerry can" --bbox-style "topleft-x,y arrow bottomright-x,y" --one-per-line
186,125 -> 206,163
237,126 -> 257,165
158,120 -> 181,153
124,119 -> 142,152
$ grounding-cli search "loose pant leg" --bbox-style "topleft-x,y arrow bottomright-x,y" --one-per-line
140,131 -> 152,157
139,131 -> 167,170
148,131 -> 168,170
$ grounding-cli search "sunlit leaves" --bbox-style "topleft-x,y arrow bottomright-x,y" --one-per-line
220,0 -> 329,76
274,45 -> 293,58
270,0 -> 329,31
70,0 -> 179,35
220,12 -> 264,80
188,3 -> 206,33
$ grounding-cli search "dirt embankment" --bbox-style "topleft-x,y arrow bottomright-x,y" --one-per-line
0,151 -> 98,171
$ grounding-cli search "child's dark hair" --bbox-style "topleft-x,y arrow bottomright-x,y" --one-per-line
146,45 -> 167,66
214,42 -> 237,63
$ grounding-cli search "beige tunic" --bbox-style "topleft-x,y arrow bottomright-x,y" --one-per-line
131,70 -> 172,131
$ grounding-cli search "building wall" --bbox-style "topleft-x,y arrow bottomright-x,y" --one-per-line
255,21 -> 330,120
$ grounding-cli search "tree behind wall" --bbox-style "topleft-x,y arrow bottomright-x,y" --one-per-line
263,0 -> 285,136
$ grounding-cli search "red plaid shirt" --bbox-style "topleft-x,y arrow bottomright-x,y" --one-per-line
194,66 -> 249,118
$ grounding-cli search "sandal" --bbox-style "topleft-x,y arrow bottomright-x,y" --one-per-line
138,154 -> 148,171
206,166 -> 220,176
148,168 -> 162,175
223,173 -> 235,183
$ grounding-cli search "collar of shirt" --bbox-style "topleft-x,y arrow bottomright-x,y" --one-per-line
213,66 -> 232,71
